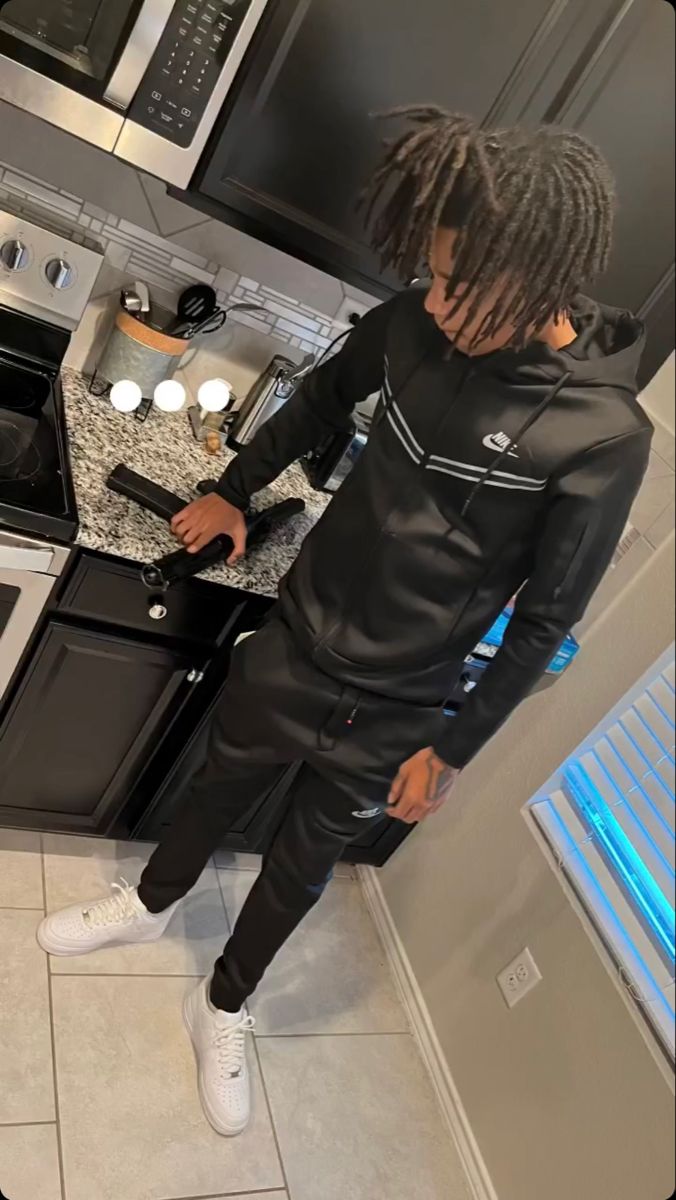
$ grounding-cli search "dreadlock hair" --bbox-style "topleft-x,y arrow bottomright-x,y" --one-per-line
361,106 -> 616,349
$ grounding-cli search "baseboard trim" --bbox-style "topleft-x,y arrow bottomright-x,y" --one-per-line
357,864 -> 499,1200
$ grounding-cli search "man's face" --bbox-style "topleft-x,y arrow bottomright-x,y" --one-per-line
424,227 -> 521,355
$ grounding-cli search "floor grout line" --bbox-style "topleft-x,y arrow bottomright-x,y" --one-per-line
39,852 -> 67,1200
0,904 -> 45,911
254,1030 -> 412,1039
49,971 -> 208,978
214,856 -> 234,939
0,1119 -> 57,1128
156,1188 -> 288,1200
252,1036 -> 292,1200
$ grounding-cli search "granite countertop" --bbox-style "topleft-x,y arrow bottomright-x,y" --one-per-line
62,368 -> 329,596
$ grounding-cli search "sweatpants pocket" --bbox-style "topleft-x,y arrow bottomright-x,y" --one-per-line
318,686 -> 362,750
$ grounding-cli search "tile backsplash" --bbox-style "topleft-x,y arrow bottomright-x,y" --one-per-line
0,101 -> 377,388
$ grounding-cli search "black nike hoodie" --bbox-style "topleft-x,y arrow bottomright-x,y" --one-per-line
217,289 -> 652,769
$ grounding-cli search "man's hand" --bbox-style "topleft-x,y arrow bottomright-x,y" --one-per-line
387,747 -> 460,824
170,493 -> 247,561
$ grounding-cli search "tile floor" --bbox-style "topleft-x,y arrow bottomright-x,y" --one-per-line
0,830 -> 470,1200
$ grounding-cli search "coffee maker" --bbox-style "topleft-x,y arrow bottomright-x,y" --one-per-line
227,352 -> 316,450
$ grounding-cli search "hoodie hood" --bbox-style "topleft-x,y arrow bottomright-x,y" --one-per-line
465,294 -> 646,395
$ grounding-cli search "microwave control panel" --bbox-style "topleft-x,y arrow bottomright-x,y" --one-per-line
129,0 -> 256,148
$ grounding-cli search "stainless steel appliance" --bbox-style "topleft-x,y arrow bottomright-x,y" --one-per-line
0,530 -> 70,701
0,205 -> 102,704
302,418 -> 369,492
227,352 -> 315,450
0,0 -> 270,188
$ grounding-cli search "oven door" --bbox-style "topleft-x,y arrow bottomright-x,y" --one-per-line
0,0 -> 175,151
0,531 -> 69,703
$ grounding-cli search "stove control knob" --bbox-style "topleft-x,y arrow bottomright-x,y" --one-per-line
0,238 -> 30,271
45,257 -> 75,289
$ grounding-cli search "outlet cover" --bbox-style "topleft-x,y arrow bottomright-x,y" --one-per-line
497,947 -> 543,1009
334,296 -> 373,327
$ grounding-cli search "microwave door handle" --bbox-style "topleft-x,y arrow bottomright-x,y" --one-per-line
103,0 -> 175,110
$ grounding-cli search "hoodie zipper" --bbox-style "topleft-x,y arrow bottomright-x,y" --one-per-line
419,361 -> 475,469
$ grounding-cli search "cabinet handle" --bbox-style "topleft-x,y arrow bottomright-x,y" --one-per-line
187,669 -> 204,684
148,602 -> 168,621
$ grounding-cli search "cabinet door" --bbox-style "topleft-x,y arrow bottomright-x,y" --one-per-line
545,0 -> 675,386
0,621 -> 197,834
197,0 -> 572,294
136,685 -> 295,852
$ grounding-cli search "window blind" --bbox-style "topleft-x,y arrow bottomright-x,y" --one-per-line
530,650 -> 675,1060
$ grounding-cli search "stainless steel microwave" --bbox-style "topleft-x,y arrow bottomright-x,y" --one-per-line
0,0 -> 269,188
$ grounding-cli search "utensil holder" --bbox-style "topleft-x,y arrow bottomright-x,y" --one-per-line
96,311 -> 190,398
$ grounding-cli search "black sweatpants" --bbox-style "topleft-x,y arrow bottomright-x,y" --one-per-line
138,616 -> 445,1011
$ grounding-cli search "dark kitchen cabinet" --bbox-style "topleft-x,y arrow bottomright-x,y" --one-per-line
539,0 -> 675,389
0,620 -> 202,835
195,0 -> 587,295
190,0 -> 673,379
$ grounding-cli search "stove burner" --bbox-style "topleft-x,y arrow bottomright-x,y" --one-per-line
0,286 -> 79,540
0,345 -> 76,539
0,416 -> 42,481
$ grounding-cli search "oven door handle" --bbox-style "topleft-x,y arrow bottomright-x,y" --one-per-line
104,0 -> 175,111
0,533 -> 54,574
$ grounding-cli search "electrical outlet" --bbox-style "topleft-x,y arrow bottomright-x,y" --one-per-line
496,947 -> 542,1009
334,296 -> 373,327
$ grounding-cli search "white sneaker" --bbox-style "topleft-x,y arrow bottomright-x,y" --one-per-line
36,880 -> 179,956
183,976 -> 256,1137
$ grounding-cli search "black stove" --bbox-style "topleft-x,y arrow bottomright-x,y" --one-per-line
0,206 -> 103,542
0,305 -> 78,542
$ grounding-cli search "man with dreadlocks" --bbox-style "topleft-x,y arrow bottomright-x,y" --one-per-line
40,109 -> 652,1134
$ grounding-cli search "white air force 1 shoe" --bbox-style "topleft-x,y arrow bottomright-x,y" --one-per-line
183,976 -> 256,1136
37,880 -> 179,956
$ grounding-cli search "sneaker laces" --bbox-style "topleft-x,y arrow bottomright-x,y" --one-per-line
82,879 -> 139,929
213,1014 -> 256,1079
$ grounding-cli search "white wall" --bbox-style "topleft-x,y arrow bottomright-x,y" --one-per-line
379,533 -> 675,1200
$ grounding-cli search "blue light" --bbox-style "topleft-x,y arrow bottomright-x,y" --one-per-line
564,762 -> 675,966
480,606 -> 579,674
603,734 -> 675,845
590,746 -> 674,879
539,799 -> 675,1030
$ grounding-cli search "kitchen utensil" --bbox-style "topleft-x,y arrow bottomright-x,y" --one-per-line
171,299 -> 265,340
120,287 -> 142,316
178,306 -> 227,339
134,281 -> 150,314
227,352 -> 316,450
165,284 -> 218,336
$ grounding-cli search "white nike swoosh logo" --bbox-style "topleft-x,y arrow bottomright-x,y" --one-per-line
483,435 -> 519,457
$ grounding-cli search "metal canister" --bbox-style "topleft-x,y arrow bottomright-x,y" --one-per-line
96,310 -> 189,398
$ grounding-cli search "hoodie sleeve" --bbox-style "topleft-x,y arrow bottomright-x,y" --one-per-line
434,427 -> 653,770
215,298 -> 393,509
